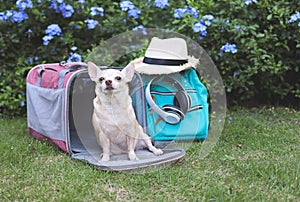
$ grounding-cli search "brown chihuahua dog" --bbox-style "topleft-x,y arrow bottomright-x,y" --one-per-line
88,62 -> 163,161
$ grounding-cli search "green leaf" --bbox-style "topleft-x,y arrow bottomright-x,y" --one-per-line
256,33 -> 265,38
267,14 -> 273,20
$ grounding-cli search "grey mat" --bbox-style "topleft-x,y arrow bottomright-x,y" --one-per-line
72,148 -> 185,171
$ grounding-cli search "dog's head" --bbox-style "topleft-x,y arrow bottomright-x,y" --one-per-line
88,62 -> 135,94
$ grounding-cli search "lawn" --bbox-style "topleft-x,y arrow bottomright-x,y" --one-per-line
0,107 -> 299,201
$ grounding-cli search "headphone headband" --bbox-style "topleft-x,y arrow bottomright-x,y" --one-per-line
145,76 -> 189,124
151,76 -> 185,92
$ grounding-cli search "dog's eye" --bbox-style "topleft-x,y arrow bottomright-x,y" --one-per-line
115,76 -> 122,81
99,77 -> 105,82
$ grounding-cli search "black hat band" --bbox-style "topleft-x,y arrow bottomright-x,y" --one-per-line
143,57 -> 188,66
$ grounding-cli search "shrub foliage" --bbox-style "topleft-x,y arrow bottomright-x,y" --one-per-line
0,0 -> 299,116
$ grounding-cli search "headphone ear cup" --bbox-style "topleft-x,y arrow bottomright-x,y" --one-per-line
174,91 -> 191,114
162,104 -> 184,121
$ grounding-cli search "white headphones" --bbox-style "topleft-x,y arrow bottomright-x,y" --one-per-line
145,76 -> 191,125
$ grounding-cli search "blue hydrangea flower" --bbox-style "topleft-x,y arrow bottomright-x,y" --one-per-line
72,24 -> 79,29
11,11 -> 28,23
59,3 -> 74,18
0,12 -> 7,21
193,22 -> 207,33
198,36 -> 204,40
78,0 -> 85,9
153,0 -> 169,9
221,43 -> 237,54
128,7 -> 141,19
133,25 -> 147,34
67,52 -> 82,62
25,56 -> 38,63
288,12 -> 300,23
5,10 -> 14,18
45,24 -> 62,36
16,0 -> 33,11
1,10 -> 28,23
90,6 -> 104,16
42,24 -> 60,45
0,11 -> 11,22
49,0 -> 60,12
203,20 -> 212,26
234,26 -> 246,33
202,14 -> 214,26
84,19 -> 99,29
174,5 -> 198,19
42,35 -> 54,46
245,0 -> 258,5
203,14 -> 214,21
25,57 -> 33,63
188,6 -> 199,18
174,8 -> 184,18
192,15 -> 214,37
120,1 -> 135,11
20,100 -> 25,107
234,26 -> 241,31
120,1 -> 141,19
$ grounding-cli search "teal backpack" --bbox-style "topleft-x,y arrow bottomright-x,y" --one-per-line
141,68 -> 209,141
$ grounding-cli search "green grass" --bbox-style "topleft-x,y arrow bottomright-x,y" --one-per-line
1,107 -> 299,201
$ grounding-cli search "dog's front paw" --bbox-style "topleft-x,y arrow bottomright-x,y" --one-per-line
148,145 -> 163,156
100,154 -> 110,162
128,151 -> 139,161
153,148 -> 163,156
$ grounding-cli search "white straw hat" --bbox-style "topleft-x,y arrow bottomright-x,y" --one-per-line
131,37 -> 199,75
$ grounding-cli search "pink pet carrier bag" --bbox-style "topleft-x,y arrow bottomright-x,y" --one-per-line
26,61 -> 185,171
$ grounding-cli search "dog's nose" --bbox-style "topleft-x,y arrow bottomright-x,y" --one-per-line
105,80 -> 112,86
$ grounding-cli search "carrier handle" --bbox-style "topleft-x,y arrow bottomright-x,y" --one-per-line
36,66 -> 66,88
60,61 -> 88,70
67,63 -> 88,70
36,65 -> 45,87
57,63 -> 88,88
58,69 -> 71,89
36,63 -> 87,88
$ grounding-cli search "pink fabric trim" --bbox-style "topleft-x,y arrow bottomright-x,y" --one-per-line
28,128 -> 69,153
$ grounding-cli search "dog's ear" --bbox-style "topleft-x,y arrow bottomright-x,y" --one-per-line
88,62 -> 101,82
121,63 -> 135,82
